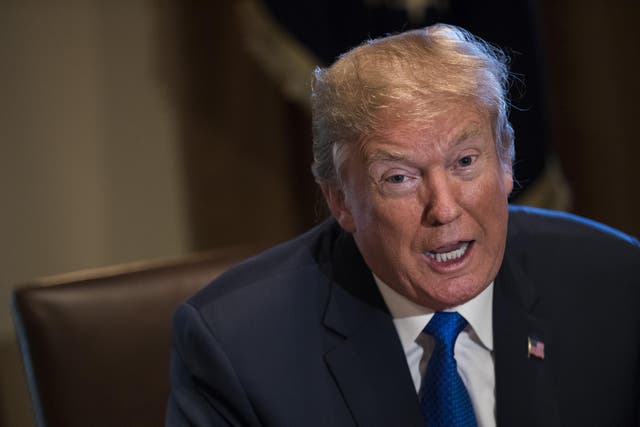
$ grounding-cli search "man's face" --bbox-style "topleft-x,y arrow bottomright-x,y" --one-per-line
324,105 -> 513,310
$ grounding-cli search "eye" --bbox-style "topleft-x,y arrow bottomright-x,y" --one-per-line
385,174 -> 408,184
373,164 -> 421,195
458,155 -> 475,167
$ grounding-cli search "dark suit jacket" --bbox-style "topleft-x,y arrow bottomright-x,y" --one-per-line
166,206 -> 640,426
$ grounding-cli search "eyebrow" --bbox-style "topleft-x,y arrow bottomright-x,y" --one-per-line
364,124 -> 485,166
365,149 -> 407,165
452,126 -> 483,146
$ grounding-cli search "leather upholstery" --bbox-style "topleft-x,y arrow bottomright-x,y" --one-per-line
12,247 -> 256,427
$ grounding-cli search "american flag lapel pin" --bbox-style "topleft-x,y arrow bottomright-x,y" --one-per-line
528,336 -> 545,360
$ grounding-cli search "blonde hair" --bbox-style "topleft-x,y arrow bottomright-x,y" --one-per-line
311,23 -> 514,184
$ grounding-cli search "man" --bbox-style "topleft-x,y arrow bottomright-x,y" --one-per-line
166,24 -> 639,426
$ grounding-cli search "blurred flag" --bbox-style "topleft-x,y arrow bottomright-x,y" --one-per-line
238,0 -> 571,210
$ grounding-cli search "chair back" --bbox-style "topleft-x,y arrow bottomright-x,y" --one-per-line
12,247 -> 255,427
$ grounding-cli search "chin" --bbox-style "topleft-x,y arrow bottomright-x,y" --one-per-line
424,295 -> 471,310
420,278 -> 488,309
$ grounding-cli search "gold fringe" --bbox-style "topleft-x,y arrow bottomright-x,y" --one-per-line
515,156 -> 572,211
236,0 -> 321,108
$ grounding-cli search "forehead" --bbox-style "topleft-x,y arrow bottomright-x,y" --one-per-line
360,106 -> 493,161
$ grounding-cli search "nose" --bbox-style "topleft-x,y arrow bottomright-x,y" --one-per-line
422,172 -> 462,226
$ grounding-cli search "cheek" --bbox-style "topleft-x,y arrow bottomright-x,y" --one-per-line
354,198 -> 421,251
475,166 -> 511,204
478,184 -> 510,246
346,192 -> 374,230
460,173 -> 510,234
372,197 -> 422,230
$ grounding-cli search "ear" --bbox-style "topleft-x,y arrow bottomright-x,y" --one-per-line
320,183 -> 356,233
502,163 -> 514,195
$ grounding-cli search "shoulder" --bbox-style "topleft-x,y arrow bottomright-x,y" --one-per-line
504,205 -> 639,301
185,218 -> 343,320
172,219 -> 348,369
507,205 -> 639,250
505,205 -> 638,291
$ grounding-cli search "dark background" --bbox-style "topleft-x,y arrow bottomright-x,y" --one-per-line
164,0 -> 639,251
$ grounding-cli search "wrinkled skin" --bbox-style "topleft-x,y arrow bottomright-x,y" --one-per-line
323,106 -> 513,310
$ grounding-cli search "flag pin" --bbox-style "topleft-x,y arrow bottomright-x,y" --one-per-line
528,336 -> 545,359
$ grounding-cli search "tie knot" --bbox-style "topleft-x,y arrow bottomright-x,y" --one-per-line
423,311 -> 468,350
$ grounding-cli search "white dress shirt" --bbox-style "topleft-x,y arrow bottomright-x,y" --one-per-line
374,276 -> 496,427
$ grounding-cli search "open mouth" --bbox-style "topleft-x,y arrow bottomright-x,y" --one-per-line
426,241 -> 473,265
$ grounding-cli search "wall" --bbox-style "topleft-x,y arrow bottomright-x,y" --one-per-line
541,1 -> 639,236
0,2 -> 189,425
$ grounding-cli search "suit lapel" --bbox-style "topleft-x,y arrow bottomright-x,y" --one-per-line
321,231 -> 424,427
493,216 -> 561,426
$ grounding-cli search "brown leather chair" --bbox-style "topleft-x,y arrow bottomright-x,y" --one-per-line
11,247 -> 256,427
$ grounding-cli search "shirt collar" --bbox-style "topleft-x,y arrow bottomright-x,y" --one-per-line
374,274 -> 494,352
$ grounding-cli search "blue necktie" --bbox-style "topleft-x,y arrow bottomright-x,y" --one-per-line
420,311 -> 478,427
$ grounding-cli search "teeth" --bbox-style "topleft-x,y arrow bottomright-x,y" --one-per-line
427,242 -> 469,263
